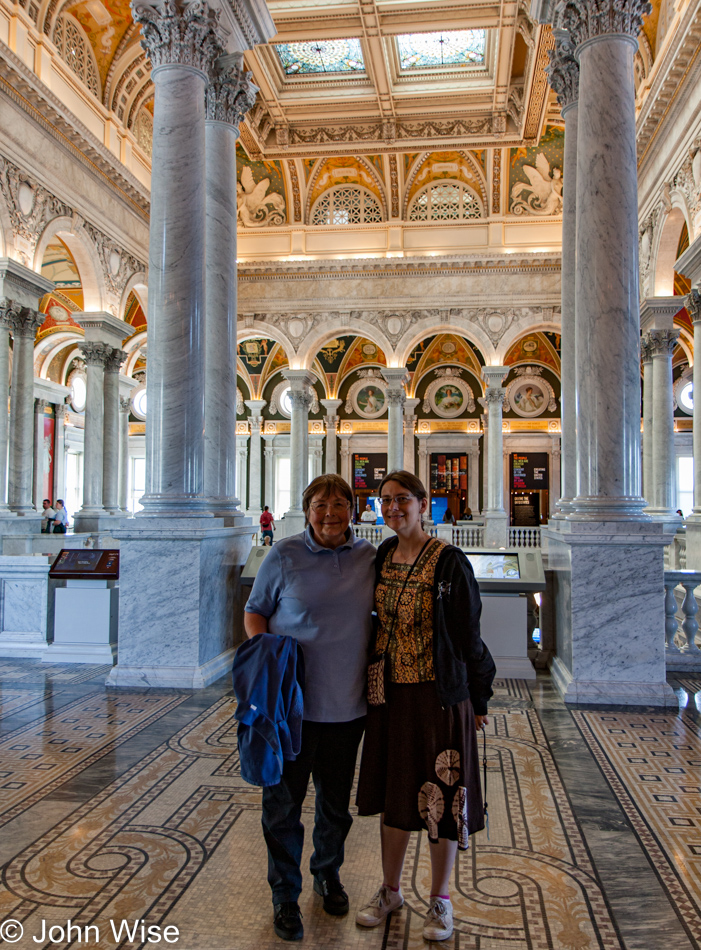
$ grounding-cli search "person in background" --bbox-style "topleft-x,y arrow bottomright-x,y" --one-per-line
442,507 -> 456,525
677,509 -> 684,517
356,470 -> 495,942
244,474 -> 376,942
53,500 -> 68,534
360,503 -> 377,525
260,505 -> 275,544
462,507 -> 473,521
41,499 -> 55,533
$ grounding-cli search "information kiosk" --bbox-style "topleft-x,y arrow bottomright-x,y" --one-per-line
464,548 -> 545,679
46,550 -> 119,663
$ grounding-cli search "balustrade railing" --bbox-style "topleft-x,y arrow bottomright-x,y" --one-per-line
354,524 -> 384,545
508,526 -> 541,548
664,570 -> 701,661
453,525 -> 485,547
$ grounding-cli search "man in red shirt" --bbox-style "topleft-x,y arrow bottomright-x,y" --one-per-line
260,506 -> 275,544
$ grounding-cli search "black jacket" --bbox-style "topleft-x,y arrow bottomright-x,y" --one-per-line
374,537 -> 496,715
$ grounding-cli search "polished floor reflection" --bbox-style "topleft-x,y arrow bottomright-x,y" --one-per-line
0,662 -> 700,949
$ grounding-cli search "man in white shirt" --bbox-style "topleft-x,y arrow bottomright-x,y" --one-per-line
41,499 -> 55,533
360,504 -> 377,524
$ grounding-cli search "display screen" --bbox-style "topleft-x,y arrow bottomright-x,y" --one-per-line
510,453 -> 549,490
467,554 -> 520,579
353,454 -> 387,490
49,549 -> 120,579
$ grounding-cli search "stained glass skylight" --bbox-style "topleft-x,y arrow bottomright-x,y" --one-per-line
396,30 -> 486,69
275,39 -> 365,75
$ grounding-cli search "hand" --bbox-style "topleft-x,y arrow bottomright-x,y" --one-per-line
475,715 -> 489,731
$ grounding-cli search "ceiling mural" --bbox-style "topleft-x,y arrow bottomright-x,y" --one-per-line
408,334 -> 484,387
336,337 -> 388,383
504,331 -> 561,373
405,151 -> 487,212
37,295 -> 82,342
67,0 -> 134,87
236,147 -> 287,228
302,159 -> 316,182
124,292 -> 146,329
509,125 -> 564,216
307,157 -> 385,213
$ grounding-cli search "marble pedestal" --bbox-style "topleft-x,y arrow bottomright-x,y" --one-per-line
0,555 -> 50,657
545,520 -> 676,706
483,512 -> 508,548
107,518 -> 252,688
683,517 -> 701,570
73,512 -> 125,535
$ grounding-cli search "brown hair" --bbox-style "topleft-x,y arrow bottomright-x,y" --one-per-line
302,474 -> 353,522
378,469 -> 427,501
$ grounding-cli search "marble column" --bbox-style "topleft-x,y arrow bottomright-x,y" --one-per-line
132,1 -> 224,516
33,399 -> 49,509
339,433 -> 352,486
75,343 -> 110,525
564,2 -> 648,520
263,435 -> 274,510
102,348 -> 126,515
54,404 -> 67,503
237,436 -> 249,512
646,329 -> 681,522
204,58 -> 256,518
468,443 -> 481,516
7,306 -> 44,515
544,0 -> 676,708
641,336 -> 653,505
417,434 -> 430,498
0,304 -> 11,511
244,399 -> 266,519
283,370 -> 314,532
546,29 -> 579,518
480,411 -> 488,513
403,397 -> 420,473
382,369 -> 408,473
482,367 -> 508,547
118,396 -> 131,514
320,398 -> 342,474
683,289 -> 701,567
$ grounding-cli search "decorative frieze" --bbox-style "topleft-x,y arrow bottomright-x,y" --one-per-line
131,0 -> 225,75
0,156 -> 71,265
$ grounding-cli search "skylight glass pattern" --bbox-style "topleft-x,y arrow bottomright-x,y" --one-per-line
275,39 -> 365,75
396,30 -> 486,69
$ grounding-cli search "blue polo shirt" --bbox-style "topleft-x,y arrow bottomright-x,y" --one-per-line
245,526 -> 375,722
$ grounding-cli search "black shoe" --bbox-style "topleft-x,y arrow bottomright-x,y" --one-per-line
313,876 -> 349,916
273,902 -> 304,941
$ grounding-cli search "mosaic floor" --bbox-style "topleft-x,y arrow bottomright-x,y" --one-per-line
0,663 -> 701,949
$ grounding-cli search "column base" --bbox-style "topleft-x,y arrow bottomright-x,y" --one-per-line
73,512 -> 125,534
544,520 -> 676,708
0,511 -> 42,535
137,493 -> 215,517
281,510 -> 306,538
482,511 -> 508,548
568,495 -> 649,520
107,518 -> 252,689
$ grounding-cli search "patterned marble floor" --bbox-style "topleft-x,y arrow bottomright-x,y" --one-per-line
0,662 -> 700,949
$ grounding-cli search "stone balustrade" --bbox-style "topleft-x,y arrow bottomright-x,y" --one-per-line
665,570 -> 701,670
509,526 -> 542,548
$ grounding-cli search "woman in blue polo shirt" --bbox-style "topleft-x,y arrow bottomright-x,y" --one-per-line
244,473 -> 375,942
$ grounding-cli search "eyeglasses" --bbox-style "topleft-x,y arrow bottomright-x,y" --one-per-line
309,500 -> 351,513
380,494 -> 416,507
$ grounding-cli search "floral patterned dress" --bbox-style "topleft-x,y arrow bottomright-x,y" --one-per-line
357,538 -> 484,848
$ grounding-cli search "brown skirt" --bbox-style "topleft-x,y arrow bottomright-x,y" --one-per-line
356,681 -> 484,849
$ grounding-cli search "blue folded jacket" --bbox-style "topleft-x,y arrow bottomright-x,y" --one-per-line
232,633 -> 305,787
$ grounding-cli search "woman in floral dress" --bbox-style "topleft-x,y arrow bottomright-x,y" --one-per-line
356,470 -> 496,942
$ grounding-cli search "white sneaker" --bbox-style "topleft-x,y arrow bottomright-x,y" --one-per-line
422,897 -> 453,941
355,884 -> 404,927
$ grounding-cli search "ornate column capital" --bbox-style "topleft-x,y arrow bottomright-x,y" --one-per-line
119,396 -> 132,414
323,414 -> 339,432
206,61 -> 258,129
485,388 -> 506,407
104,348 -> 128,374
289,389 -> 313,412
131,0 -> 225,76
80,342 -> 114,367
546,28 -> 579,112
561,0 -> 651,48
688,289 -> 701,325
386,389 -> 406,409
34,398 -> 50,412
648,328 -> 680,358
2,300 -> 44,338
640,336 -> 653,364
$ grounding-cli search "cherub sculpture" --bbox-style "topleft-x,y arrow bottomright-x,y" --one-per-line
510,153 -> 563,216
237,166 -> 286,228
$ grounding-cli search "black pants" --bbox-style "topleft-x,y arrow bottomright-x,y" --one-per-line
261,717 -> 365,904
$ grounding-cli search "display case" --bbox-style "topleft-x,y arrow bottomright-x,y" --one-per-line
464,548 -> 545,593
49,549 -> 119,580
